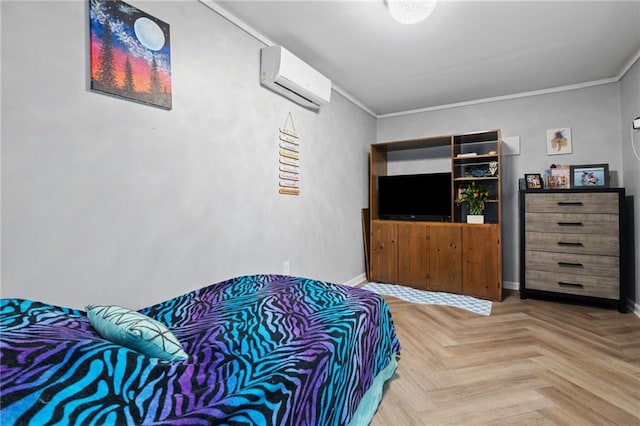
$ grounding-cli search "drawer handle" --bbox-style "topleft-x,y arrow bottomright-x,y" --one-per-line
557,242 -> 584,247
557,261 -> 584,268
557,221 -> 584,226
557,201 -> 584,206
558,281 -> 584,288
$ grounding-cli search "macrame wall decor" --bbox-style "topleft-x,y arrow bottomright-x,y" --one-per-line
278,112 -> 300,195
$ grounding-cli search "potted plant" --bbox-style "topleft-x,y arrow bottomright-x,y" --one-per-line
456,181 -> 490,224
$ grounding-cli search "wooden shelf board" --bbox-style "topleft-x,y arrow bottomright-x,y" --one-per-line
373,135 -> 452,151
454,176 -> 499,181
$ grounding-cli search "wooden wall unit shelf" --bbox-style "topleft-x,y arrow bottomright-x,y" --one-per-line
369,130 -> 503,301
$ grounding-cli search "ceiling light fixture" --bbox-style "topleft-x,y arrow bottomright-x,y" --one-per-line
387,0 -> 437,25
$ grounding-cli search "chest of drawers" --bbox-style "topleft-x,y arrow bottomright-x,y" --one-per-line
519,188 -> 627,312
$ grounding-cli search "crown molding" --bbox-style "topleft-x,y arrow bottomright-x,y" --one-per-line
198,0 -> 377,117
377,77 -> 620,119
200,0 -> 637,121
617,47 -> 640,80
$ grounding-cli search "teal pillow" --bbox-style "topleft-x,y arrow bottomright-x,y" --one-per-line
86,304 -> 188,361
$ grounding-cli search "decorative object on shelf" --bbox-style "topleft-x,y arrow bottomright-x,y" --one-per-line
456,181 -> 490,223
546,175 -> 567,189
278,112 -> 300,195
468,165 -> 488,177
90,0 -> 172,110
545,165 -> 570,189
456,152 -> 478,158
546,128 -> 572,155
466,215 -> 484,224
488,161 -> 498,176
569,163 -> 610,188
525,173 -> 543,189
387,0 -> 437,25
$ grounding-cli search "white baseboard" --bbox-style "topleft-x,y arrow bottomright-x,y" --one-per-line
503,281 -> 519,291
629,299 -> 640,318
344,273 -> 367,287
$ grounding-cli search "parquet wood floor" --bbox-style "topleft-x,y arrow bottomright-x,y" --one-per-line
370,289 -> 640,425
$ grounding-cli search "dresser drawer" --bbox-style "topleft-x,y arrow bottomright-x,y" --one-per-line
525,192 -> 619,214
525,270 -> 619,299
525,232 -> 619,256
524,213 -> 618,234
525,251 -> 619,278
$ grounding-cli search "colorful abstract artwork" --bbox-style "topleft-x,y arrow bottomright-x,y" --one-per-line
546,127 -> 572,155
90,0 -> 171,109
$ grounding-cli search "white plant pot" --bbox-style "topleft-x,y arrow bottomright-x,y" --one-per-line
467,214 -> 484,224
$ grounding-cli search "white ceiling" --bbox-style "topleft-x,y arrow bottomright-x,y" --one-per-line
212,0 -> 640,116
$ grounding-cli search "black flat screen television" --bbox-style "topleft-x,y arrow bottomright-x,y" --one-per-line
378,172 -> 452,221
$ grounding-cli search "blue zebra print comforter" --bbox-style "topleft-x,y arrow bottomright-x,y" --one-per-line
0,274 -> 400,425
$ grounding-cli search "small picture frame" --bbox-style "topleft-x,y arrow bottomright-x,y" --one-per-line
570,164 -> 610,188
525,173 -> 543,189
550,166 -> 571,189
546,175 -> 568,189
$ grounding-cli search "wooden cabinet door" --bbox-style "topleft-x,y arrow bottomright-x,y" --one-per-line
370,221 -> 398,283
397,222 -> 429,290
462,225 -> 502,300
427,226 -> 462,293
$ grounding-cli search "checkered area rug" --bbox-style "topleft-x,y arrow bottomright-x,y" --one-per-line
363,283 -> 492,316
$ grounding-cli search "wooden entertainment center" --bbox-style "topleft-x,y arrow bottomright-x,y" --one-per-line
369,130 -> 503,301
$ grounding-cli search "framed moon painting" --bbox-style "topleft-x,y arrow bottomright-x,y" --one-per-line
90,0 -> 171,110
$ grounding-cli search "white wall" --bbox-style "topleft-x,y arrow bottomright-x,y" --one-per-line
377,83 -> 625,292
620,57 -> 640,309
1,0 -> 376,310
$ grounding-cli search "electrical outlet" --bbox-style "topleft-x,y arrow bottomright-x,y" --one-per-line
283,261 -> 290,275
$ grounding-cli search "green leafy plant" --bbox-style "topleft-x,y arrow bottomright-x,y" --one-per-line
456,181 -> 490,215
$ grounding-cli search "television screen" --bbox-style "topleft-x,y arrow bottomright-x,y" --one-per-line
378,172 -> 452,221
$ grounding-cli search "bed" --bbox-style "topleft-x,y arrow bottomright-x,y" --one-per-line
0,274 -> 401,425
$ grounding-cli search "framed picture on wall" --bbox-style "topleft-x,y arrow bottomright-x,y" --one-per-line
525,173 -> 543,189
546,128 -> 572,155
570,164 -> 610,188
89,0 -> 172,110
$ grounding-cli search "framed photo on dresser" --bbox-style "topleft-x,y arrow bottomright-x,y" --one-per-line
569,164 -> 610,188
524,173 -> 543,189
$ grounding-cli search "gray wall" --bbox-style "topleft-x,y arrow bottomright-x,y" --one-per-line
1,0 -> 637,312
377,83 -> 625,291
1,1 -> 375,310
620,58 -> 640,309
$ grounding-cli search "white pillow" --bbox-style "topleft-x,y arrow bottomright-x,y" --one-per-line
86,304 -> 188,361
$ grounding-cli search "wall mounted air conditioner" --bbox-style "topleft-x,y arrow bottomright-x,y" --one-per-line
260,46 -> 332,109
